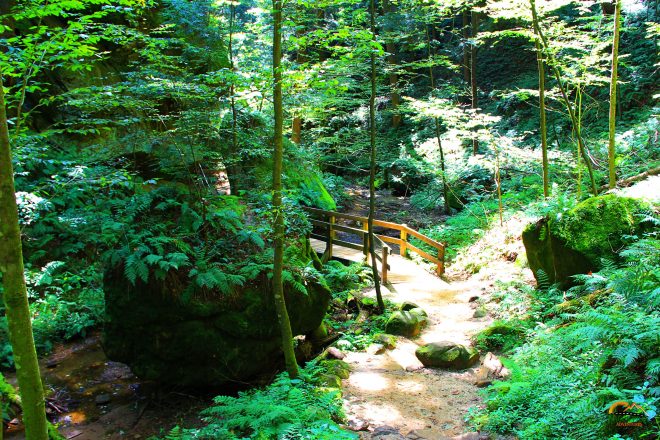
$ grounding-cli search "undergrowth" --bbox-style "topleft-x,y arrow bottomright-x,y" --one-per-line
469,231 -> 660,439
159,362 -> 357,440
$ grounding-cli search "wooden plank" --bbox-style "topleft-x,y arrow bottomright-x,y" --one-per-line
311,234 -> 364,252
373,219 -> 404,230
405,226 -> 445,250
406,242 -> 441,265
310,219 -> 366,236
304,207 -> 367,224
376,234 -> 401,246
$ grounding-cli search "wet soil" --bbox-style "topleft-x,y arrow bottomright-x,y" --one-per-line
4,334 -> 209,440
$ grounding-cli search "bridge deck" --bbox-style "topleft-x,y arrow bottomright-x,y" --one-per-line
310,238 -> 442,286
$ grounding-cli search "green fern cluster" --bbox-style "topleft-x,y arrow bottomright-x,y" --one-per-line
161,362 -> 357,440
473,233 -> 660,439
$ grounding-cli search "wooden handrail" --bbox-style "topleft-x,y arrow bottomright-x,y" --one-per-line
303,206 -> 446,276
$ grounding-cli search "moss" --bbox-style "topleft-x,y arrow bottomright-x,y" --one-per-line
474,321 -> 527,352
550,195 -> 649,263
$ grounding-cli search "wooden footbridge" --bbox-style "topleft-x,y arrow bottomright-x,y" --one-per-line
304,207 -> 446,283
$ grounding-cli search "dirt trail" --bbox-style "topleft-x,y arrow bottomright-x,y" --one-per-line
338,189 -> 527,439
341,262 -> 493,439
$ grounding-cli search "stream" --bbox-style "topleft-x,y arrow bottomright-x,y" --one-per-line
4,333 -> 209,439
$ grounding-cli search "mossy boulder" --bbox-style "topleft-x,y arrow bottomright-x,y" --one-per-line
523,195 -> 649,287
103,268 -> 330,387
415,341 -> 480,370
317,359 -> 351,388
474,321 -> 526,352
385,309 -> 428,338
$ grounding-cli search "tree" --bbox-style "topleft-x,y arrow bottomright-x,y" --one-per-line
608,0 -> 622,189
534,34 -> 550,197
529,0 -> 598,196
0,71 -> 49,440
470,7 -> 480,155
383,0 -> 401,128
426,23 -> 450,213
368,0 -> 385,313
271,0 -> 299,379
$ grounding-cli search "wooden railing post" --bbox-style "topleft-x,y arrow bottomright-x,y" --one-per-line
381,246 -> 389,284
362,221 -> 369,258
436,244 -> 446,276
323,214 -> 334,262
400,224 -> 408,257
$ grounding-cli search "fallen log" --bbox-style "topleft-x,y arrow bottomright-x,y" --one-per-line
600,166 -> 660,192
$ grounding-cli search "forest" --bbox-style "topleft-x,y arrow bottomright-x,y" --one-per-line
0,0 -> 658,439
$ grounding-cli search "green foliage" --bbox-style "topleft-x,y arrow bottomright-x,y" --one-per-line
162,362 -> 357,440
473,234 -> 660,439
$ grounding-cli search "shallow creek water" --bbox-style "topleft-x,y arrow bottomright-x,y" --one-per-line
4,333 -> 209,439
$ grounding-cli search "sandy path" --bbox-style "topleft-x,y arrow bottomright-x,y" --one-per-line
341,256 -> 494,439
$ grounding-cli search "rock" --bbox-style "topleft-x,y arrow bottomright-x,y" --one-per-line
473,306 -> 488,318
475,352 -> 510,387
376,333 -> 397,349
103,258 -> 331,387
371,425 -> 406,440
415,341 -> 480,370
326,347 -> 346,360
399,301 -> 420,311
385,310 -> 428,338
95,394 -> 111,405
468,295 -> 480,303
409,307 -> 428,317
474,322 -> 525,352
523,194 -> 649,288
346,418 -> 369,431
367,343 -> 386,355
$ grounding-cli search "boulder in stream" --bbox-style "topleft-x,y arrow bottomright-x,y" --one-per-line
103,268 -> 330,387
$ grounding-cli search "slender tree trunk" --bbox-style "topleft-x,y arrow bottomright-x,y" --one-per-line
529,0 -> 598,195
271,0 -> 299,379
495,147 -> 503,226
426,26 -> 450,214
383,0 -> 401,128
226,1 -> 242,195
608,0 -> 621,189
535,38 -> 550,198
462,10 -> 470,83
0,72 -> 49,440
470,10 -> 479,155
369,0 -> 385,313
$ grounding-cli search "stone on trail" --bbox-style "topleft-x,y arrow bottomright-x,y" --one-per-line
385,309 -> 428,337
370,425 -> 406,440
415,341 -> 479,370
376,333 -> 397,349
399,301 -> 420,311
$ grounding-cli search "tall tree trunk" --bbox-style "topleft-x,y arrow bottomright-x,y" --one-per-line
462,10 -> 470,83
426,26 -> 450,214
0,72 -> 49,440
271,0 -> 299,379
383,0 -> 401,128
535,38 -> 550,198
608,0 -> 622,189
529,0 -> 598,195
227,1 -> 241,195
470,10 -> 479,155
369,0 -> 385,313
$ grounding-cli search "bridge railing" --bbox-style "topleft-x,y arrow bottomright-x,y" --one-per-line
303,207 -> 446,280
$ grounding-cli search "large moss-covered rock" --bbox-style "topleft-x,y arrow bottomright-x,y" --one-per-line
415,341 -> 479,370
523,195 -> 649,287
385,309 -> 428,338
103,268 -> 330,387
